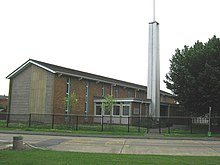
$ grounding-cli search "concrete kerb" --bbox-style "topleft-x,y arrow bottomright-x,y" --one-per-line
0,130 -> 219,141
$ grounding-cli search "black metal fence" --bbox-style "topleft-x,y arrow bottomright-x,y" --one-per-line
0,113 -> 219,135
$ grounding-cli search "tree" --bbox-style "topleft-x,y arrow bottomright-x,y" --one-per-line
64,91 -> 78,114
102,95 -> 116,115
164,36 -> 220,116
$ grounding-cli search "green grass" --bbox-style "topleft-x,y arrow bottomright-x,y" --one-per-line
1,120 -> 220,138
0,150 -> 220,165
0,120 -> 146,136
162,125 -> 220,138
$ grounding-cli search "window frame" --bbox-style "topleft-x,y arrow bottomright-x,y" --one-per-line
113,105 -> 120,116
95,104 -> 102,116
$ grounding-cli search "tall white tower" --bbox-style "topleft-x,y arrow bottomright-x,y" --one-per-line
147,0 -> 160,117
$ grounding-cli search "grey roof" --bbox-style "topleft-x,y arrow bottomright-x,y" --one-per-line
6,59 -> 172,95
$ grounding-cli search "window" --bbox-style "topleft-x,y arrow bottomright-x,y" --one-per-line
86,81 -> 89,97
102,83 -> 105,97
85,81 -> 89,118
135,90 -> 140,99
84,102 -> 88,118
84,111 -> 87,118
65,77 -> 71,117
123,106 -> 130,116
66,77 -> 70,95
65,110 -> 68,115
113,105 -> 120,115
96,105 -> 102,115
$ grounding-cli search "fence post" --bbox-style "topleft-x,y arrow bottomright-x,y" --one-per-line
6,113 -> 10,127
127,116 -> 130,133
146,117 -> 149,133
51,114 -> 55,129
110,115 -> 112,128
208,107 -> 212,137
101,115 -> 104,132
138,117 -> 141,133
168,118 -> 171,134
159,118 -> 161,134
76,115 -> 79,130
28,113 -> 31,128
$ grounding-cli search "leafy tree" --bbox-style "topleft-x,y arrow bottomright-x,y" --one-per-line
164,36 -> 220,116
64,92 -> 78,114
102,95 -> 116,115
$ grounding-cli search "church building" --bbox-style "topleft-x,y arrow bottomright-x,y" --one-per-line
6,59 -> 176,122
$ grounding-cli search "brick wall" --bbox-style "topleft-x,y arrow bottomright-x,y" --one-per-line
52,75 -> 149,116
73,78 -> 86,115
53,75 -> 66,114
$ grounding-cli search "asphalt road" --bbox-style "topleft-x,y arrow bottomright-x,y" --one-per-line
1,133 -> 220,156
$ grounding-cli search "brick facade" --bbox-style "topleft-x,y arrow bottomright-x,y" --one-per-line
53,75 -> 66,114
47,74 -> 151,116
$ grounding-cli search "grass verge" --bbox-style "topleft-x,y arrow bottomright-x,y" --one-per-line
162,126 -> 220,138
1,150 -> 220,165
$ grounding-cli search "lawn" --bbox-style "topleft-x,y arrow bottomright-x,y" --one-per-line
1,119 -> 220,138
162,125 -> 220,138
0,120 -> 146,136
0,150 -> 220,165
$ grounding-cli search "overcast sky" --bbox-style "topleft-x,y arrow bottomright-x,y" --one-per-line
1,0 -> 220,95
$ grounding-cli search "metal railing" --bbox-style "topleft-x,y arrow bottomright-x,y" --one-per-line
0,113 -> 219,134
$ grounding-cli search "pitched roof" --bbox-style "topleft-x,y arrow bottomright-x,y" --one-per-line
6,59 -> 172,95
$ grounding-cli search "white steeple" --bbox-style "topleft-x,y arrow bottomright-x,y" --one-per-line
147,0 -> 160,117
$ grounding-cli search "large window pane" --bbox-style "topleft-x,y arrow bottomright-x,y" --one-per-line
113,106 -> 120,115
96,105 -> 102,115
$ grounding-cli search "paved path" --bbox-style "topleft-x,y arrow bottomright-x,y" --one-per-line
1,133 -> 220,156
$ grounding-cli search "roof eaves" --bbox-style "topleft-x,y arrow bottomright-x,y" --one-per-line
6,59 -> 56,79
6,59 -> 30,79
26,59 -> 148,91
30,60 -> 56,74
56,71 -> 147,91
